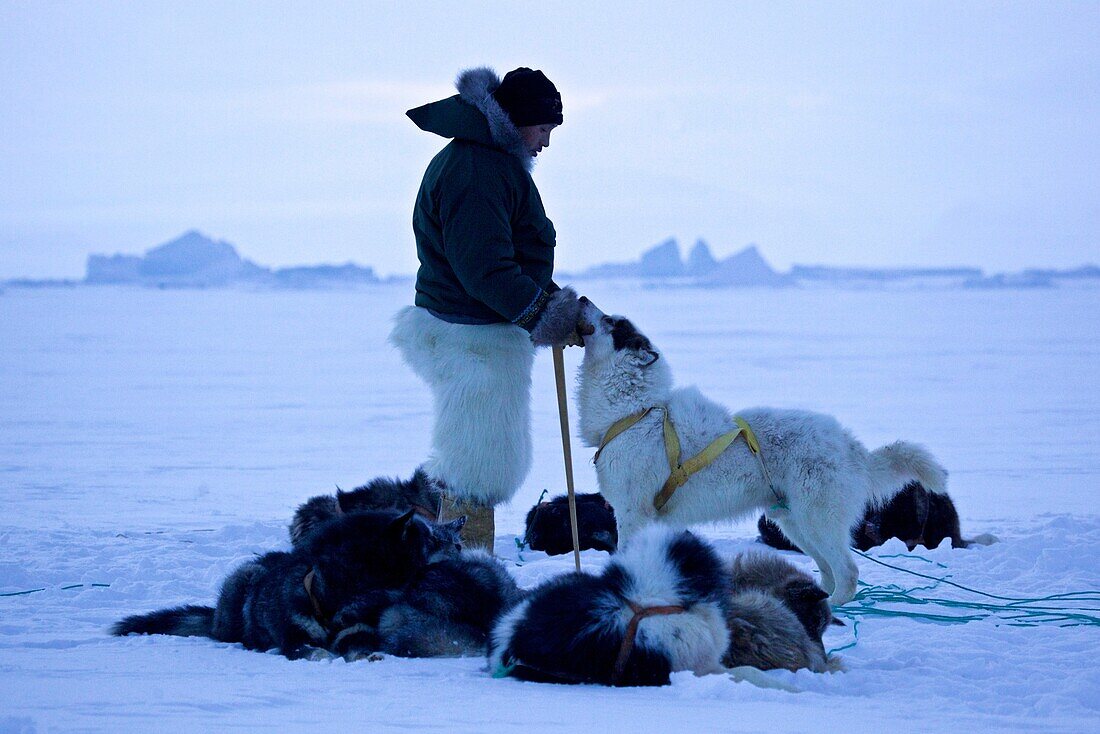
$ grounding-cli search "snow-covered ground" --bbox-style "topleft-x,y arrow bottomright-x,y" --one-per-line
1,282 -> 1098,733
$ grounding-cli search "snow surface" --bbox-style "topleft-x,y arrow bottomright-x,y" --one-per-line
1,282 -> 1098,733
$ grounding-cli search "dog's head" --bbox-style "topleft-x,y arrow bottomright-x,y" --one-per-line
574,298 -> 674,442
306,509 -> 435,606
731,551 -> 841,642
577,297 -> 661,369
425,515 -> 465,562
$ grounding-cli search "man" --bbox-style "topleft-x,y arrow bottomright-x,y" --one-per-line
391,67 -> 581,551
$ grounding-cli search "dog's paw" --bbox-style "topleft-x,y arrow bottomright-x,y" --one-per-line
303,646 -> 337,662
727,666 -> 804,692
344,650 -> 385,663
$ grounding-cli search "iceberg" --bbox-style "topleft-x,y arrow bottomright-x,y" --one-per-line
699,244 -> 790,287
80,230 -> 379,289
274,263 -> 378,288
686,239 -> 717,277
638,238 -> 684,278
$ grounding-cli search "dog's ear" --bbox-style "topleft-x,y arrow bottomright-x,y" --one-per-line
611,319 -> 651,351
626,346 -> 659,368
445,515 -> 467,531
387,508 -> 419,542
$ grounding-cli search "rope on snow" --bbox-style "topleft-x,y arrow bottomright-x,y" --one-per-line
826,550 -> 1100,653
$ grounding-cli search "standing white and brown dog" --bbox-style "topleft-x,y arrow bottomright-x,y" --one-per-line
575,298 -> 948,607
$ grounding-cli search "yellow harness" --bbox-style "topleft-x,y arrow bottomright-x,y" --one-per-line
594,407 -> 786,513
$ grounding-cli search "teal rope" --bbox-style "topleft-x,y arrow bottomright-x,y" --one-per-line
852,549 -> 1100,605
514,489 -> 551,566
834,551 -> 1100,631
492,660 -> 517,679
873,553 -> 948,569
1,583 -> 110,597
826,619 -> 861,655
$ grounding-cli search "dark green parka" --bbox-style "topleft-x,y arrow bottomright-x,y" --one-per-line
406,67 -> 558,331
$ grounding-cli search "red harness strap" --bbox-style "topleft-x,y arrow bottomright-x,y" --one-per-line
610,600 -> 687,685
302,569 -> 332,633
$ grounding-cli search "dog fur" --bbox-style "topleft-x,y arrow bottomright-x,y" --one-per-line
757,481 -> 995,553
113,510 -> 435,660
377,550 -> 524,658
488,526 -> 730,687
724,551 -> 836,672
288,468 -> 464,554
389,306 -> 536,507
575,300 -> 949,607
523,492 -> 618,555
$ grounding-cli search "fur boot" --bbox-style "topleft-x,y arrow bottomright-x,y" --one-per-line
440,493 -> 495,553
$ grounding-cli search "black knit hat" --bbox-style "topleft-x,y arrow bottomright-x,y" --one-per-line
492,67 -> 563,127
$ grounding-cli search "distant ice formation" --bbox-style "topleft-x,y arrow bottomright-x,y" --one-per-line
963,272 -> 1055,289
84,231 -> 377,289
686,239 -> 717,277
570,237 -> 1097,290
639,238 -> 685,278
699,244 -> 790,287
8,228 -> 1096,291
576,238 -> 791,287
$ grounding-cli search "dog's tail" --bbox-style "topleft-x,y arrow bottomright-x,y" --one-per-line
868,441 -> 948,502
111,605 -> 215,638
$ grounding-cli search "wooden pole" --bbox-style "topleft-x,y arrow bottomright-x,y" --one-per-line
552,345 -> 582,571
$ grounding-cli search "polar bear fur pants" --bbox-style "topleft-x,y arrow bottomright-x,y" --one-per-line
389,306 -> 536,510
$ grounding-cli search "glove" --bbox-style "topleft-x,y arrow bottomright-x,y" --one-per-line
530,287 -> 583,347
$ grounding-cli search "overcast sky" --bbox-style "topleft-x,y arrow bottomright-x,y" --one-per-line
1,1 -> 1097,279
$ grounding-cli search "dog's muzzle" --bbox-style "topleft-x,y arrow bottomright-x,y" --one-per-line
576,297 -> 598,337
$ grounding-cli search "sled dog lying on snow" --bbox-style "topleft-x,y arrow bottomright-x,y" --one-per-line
488,526 -> 729,687
113,510 -> 436,660
378,550 -> 524,658
523,492 -> 618,555
289,467 -> 447,546
757,481 -> 996,553
574,299 -> 949,607
724,552 -> 839,673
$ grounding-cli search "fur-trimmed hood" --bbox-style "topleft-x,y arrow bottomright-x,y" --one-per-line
407,67 -> 532,170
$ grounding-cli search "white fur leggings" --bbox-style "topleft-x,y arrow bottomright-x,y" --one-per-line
389,306 -> 535,507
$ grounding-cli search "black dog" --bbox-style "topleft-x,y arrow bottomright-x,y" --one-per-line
377,550 -> 524,658
289,468 -> 445,546
522,492 -> 618,555
758,482 -> 984,553
114,510 -> 435,660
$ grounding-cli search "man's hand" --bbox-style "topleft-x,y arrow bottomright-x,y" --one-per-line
530,287 -> 583,347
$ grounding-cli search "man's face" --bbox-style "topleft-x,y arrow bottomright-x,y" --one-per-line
518,124 -> 557,157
